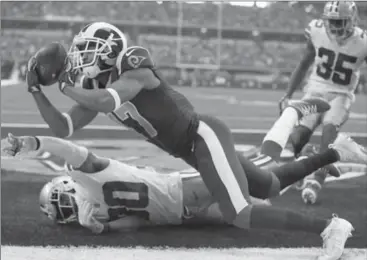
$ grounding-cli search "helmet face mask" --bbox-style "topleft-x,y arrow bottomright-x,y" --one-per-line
67,22 -> 128,78
39,176 -> 79,224
322,1 -> 358,45
68,35 -> 113,76
327,18 -> 351,36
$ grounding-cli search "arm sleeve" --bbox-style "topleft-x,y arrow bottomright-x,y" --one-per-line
36,136 -> 89,168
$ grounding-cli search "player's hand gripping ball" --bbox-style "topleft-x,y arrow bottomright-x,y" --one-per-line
27,42 -> 69,87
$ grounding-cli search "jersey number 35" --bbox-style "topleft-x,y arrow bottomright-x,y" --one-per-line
316,47 -> 358,86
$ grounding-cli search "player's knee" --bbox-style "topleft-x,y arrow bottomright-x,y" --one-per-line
267,172 -> 281,198
218,198 -> 252,225
231,204 -> 254,229
290,126 -> 313,157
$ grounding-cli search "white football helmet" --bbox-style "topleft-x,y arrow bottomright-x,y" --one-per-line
39,176 -> 81,224
322,1 -> 358,45
68,22 -> 128,78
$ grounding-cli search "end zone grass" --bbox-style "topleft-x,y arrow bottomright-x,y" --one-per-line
2,246 -> 366,260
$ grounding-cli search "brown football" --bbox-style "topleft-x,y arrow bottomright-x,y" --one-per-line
33,42 -> 68,86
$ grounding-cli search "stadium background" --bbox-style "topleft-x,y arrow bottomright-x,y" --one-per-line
2,1 -> 367,93
1,2 -> 367,260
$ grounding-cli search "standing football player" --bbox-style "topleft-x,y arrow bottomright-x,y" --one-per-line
277,1 -> 367,204
26,22 -> 367,260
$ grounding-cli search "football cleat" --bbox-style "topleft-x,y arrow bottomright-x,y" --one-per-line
287,98 -> 330,119
318,214 -> 354,260
301,179 -> 322,204
329,134 -> 367,164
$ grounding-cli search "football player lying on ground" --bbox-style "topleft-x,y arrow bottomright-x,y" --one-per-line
26,22 -> 366,260
3,133 -> 367,249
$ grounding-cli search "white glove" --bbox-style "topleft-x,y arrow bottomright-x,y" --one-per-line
1,133 -> 38,156
78,200 -> 104,234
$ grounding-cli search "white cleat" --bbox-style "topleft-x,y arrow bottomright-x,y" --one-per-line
317,214 -> 354,260
329,134 -> 367,164
301,179 -> 322,205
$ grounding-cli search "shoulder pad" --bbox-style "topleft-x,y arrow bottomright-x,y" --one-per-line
117,46 -> 154,75
354,27 -> 367,60
305,19 -> 324,41
355,27 -> 367,42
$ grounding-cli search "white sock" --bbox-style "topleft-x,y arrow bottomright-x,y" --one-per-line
262,107 -> 299,150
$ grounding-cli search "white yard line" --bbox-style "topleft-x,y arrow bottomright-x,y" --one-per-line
2,246 -> 365,260
2,122 -> 367,137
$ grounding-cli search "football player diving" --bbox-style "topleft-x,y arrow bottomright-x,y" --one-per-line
25,22 -> 367,260
276,1 -> 367,204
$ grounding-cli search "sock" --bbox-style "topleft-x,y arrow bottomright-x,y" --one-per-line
272,148 -> 339,190
290,125 -> 313,158
320,124 -> 338,152
237,153 -> 277,199
249,205 -> 328,234
261,107 -> 299,160
311,168 -> 328,185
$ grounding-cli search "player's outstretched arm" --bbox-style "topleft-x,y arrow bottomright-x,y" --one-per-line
60,104 -> 98,138
61,69 -> 160,113
32,92 -> 97,138
2,133 -> 108,173
284,40 -> 316,98
77,201 -> 153,234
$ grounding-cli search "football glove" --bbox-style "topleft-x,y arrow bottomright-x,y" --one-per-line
26,56 -> 41,93
278,95 -> 290,116
77,200 -> 104,234
58,59 -> 77,93
1,133 -> 38,156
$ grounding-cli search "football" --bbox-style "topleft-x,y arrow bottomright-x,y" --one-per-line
33,42 -> 68,86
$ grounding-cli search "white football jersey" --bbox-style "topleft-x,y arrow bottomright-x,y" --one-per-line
305,19 -> 367,95
69,159 -> 183,225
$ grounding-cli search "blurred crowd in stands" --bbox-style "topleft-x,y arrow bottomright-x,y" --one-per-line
1,1 -> 367,93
